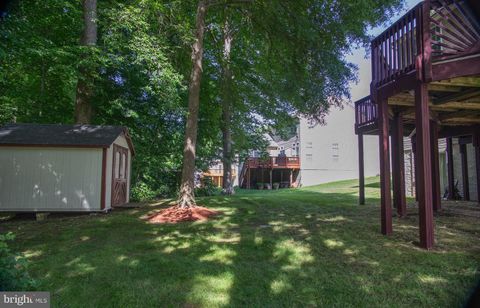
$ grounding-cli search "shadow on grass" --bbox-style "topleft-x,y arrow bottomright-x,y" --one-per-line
1,183 -> 479,307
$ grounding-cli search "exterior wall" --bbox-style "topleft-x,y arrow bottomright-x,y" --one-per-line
403,137 -> 478,201
105,134 -> 132,208
298,106 -> 379,187
0,147 -> 103,211
404,149 -> 415,197
404,138 -> 448,198
202,160 -> 239,188
453,140 -> 478,201
277,134 -> 300,157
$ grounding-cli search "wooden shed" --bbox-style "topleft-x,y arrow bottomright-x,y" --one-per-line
0,124 -> 135,212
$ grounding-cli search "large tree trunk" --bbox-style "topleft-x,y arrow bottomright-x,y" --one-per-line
221,19 -> 235,195
74,0 -> 97,124
177,0 -> 208,208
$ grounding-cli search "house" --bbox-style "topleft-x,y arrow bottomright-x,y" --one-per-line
238,110 -> 379,189
298,109 -> 379,187
201,160 -> 238,188
354,0 -> 480,248
0,123 -> 134,212
239,132 -> 300,189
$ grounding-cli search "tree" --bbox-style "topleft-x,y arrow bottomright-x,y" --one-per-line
0,0 -> 404,207
177,0 -> 208,208
220,16 -> 235,195
74,0 -> 97,124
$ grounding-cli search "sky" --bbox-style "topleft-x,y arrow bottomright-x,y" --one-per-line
347,0 -> 421,104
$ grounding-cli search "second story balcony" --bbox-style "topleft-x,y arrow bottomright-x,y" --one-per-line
372,0 -> 480,89
355,96 -> 378,134
355,0 -> 480,134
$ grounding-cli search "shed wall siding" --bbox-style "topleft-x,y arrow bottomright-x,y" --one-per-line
0,147 -> 103,211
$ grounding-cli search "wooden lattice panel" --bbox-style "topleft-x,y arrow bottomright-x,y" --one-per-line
430,0 -> 480,61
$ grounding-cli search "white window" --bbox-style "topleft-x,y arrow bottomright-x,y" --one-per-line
332,143 -> 339,162
115,152 -> 120,178
120,153 -> 126,179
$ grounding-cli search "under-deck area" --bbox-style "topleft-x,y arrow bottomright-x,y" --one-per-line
354,0 -> 480,249
239,157 -> 300,189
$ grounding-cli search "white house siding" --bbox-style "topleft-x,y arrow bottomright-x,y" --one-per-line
0,147 -> 103,211
298,106 -> 379,187
105,134 -> 131,208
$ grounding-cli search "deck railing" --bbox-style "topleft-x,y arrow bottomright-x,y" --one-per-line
246,156 -> 300,169
355,96 -> 378,129
372,0 -> 480,87
430,0 -> 480,62
372,3 -> 421,87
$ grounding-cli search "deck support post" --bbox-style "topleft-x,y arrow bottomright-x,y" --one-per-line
414,82 -> 434,249
378,96 -> 392,235
269,169 -> 273,189
358,133 -> 365,205
430,121 -> 441,211
460,143 -> 470,201
247,168 -> 251,189
392,113 -> 406,217
474,132 -> 480,204
289,169 -> 293,188
446,138 -> 455,200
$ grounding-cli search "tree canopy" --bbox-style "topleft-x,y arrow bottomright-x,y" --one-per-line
0,0 -> 403,201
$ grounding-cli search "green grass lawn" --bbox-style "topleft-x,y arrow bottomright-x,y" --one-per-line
1,177 -> 480,307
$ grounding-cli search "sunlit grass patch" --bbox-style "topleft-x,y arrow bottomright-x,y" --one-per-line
1,177 -> 479,307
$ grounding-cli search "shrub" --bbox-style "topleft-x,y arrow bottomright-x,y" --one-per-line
196,178 -> 218,197
131,181 -> 158,201
0,233 -> 36,291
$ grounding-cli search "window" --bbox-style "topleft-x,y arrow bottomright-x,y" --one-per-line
120,153 -> 126,179
332,143 -> 339,162
115,152 -> 120,178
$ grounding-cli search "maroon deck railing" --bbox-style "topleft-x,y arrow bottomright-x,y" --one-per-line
355,96 -> 378,130
372,3 -> 422,87
246,156 -> 300,169
372,0 -> 480,87
239,156 -> 300,187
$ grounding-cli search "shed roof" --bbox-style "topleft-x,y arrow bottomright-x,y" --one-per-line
0,123 -> 135,154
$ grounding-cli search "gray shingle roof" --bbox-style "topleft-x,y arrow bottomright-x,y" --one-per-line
0,123 -> 128,148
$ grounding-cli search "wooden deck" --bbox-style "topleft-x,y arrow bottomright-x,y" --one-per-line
356,0 -> 480,135
239,156 -> 300,189
354,0 -> 480,249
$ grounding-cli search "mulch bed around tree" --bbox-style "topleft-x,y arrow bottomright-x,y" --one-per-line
146,205 -> 220,224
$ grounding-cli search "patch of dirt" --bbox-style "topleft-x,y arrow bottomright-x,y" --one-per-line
146,205 -> 220,224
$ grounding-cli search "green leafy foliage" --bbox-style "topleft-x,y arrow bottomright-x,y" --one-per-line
195,177 -> 219,197
0,233 -> 36,291
0,0 -> 403,199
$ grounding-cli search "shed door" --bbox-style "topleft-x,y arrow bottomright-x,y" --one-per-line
111,144 -> 128,207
